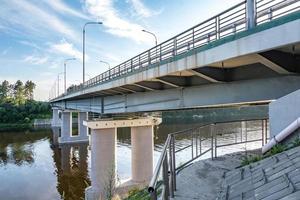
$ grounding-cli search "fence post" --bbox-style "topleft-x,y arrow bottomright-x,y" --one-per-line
211,125 -> 214,160
163,156 -> 170,199
169,137 -> 174,197
172,135 -> 176,190
246,0 -> 256,29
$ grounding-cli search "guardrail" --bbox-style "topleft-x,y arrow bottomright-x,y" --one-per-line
52,0 -> 300,100
148,119 -> 269,200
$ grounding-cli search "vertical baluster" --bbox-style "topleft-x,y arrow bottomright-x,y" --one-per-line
215,130 -> 217,158
169,138 -> 174,197
211,125 -> 214,160
163,156 -> 170,199
191,131 -> 194,159
172,135 -> 176,190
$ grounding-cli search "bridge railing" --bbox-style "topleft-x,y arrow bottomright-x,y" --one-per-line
148,118 -> 269,200
55,0 -> 300,100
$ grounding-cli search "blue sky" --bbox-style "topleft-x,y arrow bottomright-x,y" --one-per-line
0,0 -> 242,100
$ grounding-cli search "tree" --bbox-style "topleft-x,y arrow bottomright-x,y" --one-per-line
13,80 -> 25,105
0,80 -> 10,103
24,81 -> 36,100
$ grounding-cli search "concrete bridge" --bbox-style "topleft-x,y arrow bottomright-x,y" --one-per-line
50,0 -> 300,199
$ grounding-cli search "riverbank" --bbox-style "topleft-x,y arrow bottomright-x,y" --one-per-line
0,123 -> 32,132
173,150 -> 261,200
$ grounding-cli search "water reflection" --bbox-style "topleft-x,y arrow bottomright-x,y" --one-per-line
0,131 -> 49,166
52,143 -> 90,200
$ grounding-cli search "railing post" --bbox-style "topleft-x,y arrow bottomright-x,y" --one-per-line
169,137 -> 174,197
246,0 -> 256,29
172,135 -> 176,190
163,156 -> 170,200
148,51 -> 151,65
211,125 -> 214,160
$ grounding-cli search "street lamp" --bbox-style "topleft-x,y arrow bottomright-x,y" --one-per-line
64,58 -> 76,93
57,72 -> 64,97
100,60 -> 111,79
99,60 -> 111,70
83,21 -> 103,83
142,29 -> 158,46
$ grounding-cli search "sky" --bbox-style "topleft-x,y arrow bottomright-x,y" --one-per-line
0,0 -> 242,101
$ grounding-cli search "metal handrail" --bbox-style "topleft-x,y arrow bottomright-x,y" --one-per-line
50,0 -> 300,101
148,118 -> 269,200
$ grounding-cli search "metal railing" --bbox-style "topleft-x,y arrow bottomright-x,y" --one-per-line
52,0 -> 300,100
148,119 -> 269,200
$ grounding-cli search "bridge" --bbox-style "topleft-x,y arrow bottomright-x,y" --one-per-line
49,0 -> 300,199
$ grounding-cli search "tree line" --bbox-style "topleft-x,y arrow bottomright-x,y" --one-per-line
0,80 -> 51,125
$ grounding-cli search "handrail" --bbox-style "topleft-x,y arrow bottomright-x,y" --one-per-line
148,118 -> 269,200
51,0 -> 300,101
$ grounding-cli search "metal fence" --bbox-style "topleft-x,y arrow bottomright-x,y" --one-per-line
148,119 -> 269,200
51,0 -> 300,100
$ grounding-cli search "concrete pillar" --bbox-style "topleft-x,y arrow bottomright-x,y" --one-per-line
131,125 -> 154,183
78,112 -> 88,139
51,108 -> 60,127
60,144 -> 71,174
90,128 -> 117,199
60,111 -> 72,143
246,0 -> 256,29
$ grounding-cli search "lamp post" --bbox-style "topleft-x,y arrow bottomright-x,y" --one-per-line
83,22 -> 103,83
100,60 -> 111,79
64,58 -> 76,93
142,29 -> 158,46
57,72 -> 64,97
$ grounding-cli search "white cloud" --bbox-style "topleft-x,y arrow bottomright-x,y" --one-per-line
0,0 -> 78,40
84,0 -> 152,44
129,0 -> 158,18
43,0 -> 90,20
23,55 -> 49,65
50,40 -> 82,60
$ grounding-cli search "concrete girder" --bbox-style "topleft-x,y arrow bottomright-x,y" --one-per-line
187,69 -> 221,83
118,86 -> 137,93
132,83 -> 155,91
151,78 -> 180,88
59,76 -> 300,114
254,54 -> 292,74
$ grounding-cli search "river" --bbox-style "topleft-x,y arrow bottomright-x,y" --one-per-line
0,106 -> 268,200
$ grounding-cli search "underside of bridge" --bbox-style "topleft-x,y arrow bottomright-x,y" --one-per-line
80,45 -> 300,95
52,42 -> 300,115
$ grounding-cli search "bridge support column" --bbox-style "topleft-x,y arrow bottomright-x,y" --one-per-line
84,117 -> 161,200
131,125 -> 154,184
51,108 -> 60,127
78,112 -> 89,141
59,111 -> 72,144
88,128 -> 117,200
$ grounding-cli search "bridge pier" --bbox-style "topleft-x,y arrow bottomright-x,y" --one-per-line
84,117 -> 161,200
131,126 -> 154,184
51,108 -> 61,127
59,111 -> 89,144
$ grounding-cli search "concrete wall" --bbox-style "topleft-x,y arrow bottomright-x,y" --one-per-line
269,89 -> 300,137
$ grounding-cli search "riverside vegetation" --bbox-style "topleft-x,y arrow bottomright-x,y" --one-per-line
0,80 -> 51,131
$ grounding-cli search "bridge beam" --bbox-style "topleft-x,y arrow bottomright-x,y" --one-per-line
254,54 -> 292,74
187,69 -> 221,83
152,78 -> 180,88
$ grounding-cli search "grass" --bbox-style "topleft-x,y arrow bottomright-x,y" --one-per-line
241,137 -> 300,166
124,187 -> 151,200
